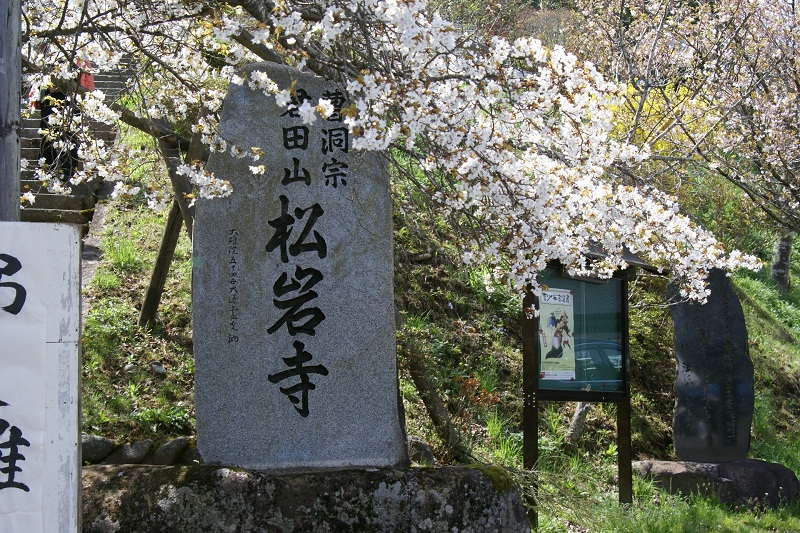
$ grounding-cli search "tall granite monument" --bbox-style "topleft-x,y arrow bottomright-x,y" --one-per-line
669,268 -> 754,462
193,63 -> 408,470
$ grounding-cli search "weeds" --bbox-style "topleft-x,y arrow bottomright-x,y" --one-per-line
104,236 -> 141,272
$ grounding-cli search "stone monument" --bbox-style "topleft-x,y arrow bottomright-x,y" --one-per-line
669,268 -> 754,462
633,269 -> 798,509
193,63 -> 408,470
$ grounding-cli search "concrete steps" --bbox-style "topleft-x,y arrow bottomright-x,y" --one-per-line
20,61 -> 132,232
21,208 -> 95,226
24,193 -> 94,210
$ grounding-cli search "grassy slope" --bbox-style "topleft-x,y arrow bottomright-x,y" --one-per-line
82,191 -> 800,530
736,270 -> 800,476
82,204 -> 194,440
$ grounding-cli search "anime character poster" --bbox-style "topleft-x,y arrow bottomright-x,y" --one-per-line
538,288 -> 576,380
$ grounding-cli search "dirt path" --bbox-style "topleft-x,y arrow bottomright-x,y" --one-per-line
80,201 -> 106,323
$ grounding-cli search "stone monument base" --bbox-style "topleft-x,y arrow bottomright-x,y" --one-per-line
633,459 -> 799,509
82,465 -> 530,532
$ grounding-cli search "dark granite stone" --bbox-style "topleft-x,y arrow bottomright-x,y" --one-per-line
101,440 -> 153,465
717,459 -> 800,507
408,436 -> 435,465
668,268 -> 754,462
178,446 -> 204,466
151,437 -> 191,466
82,434 -> 117,464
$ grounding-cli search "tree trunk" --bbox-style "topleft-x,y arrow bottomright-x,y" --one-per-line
138,110 -> 210,326
157,132 -> 195,240
405,345 -> 472,463
771,231 -> 793,295
137,200 -> 182,328
154,108 -> 210,241
0,0 -> 20,222
566,401 -> 592,444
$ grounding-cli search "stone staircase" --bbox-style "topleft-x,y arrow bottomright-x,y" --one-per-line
20,62 -> 130,233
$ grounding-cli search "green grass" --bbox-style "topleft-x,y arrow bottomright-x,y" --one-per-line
104,236 -> 142,272
731,270 -> 800,477
598,494 -> 800,532
91,268 -> 120,291
485,410 -> 524,466
82,200 -> 194,442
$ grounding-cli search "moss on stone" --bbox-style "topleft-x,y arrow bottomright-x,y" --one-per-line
468,464 -> 516,493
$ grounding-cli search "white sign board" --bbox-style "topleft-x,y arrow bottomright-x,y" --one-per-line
0,222 -> 81,532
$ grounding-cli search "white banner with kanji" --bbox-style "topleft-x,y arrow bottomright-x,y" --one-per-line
0,222 -> 81,532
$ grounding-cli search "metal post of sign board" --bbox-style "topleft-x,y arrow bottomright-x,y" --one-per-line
618,400 -> 633,504
618,274 -> 633,504
522,266 -> 634,526
521,290 -> 538,529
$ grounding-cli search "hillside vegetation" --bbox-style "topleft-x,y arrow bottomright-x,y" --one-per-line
80,146 -> 800,530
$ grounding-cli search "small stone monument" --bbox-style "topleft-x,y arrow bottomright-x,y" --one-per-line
193,63 -> 408,470
634,270 -> 798,509
669,268 -> 754,462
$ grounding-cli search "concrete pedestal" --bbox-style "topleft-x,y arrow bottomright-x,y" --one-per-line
81,464 -> 531,532
633,459 -> 799,509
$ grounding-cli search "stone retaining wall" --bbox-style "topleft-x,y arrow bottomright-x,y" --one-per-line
82,464 -> 531,533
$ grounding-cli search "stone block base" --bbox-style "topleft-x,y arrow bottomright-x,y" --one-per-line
82,465 -> 530,532
633,459 -> 799,509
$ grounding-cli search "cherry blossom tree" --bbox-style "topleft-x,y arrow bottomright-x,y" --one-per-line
575,0 -> 798,291
19,0 -> 759,301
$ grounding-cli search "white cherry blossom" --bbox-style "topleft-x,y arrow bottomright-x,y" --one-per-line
19,0 -> 760,301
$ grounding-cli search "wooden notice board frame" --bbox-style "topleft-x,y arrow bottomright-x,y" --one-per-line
522,266 -> 633,527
